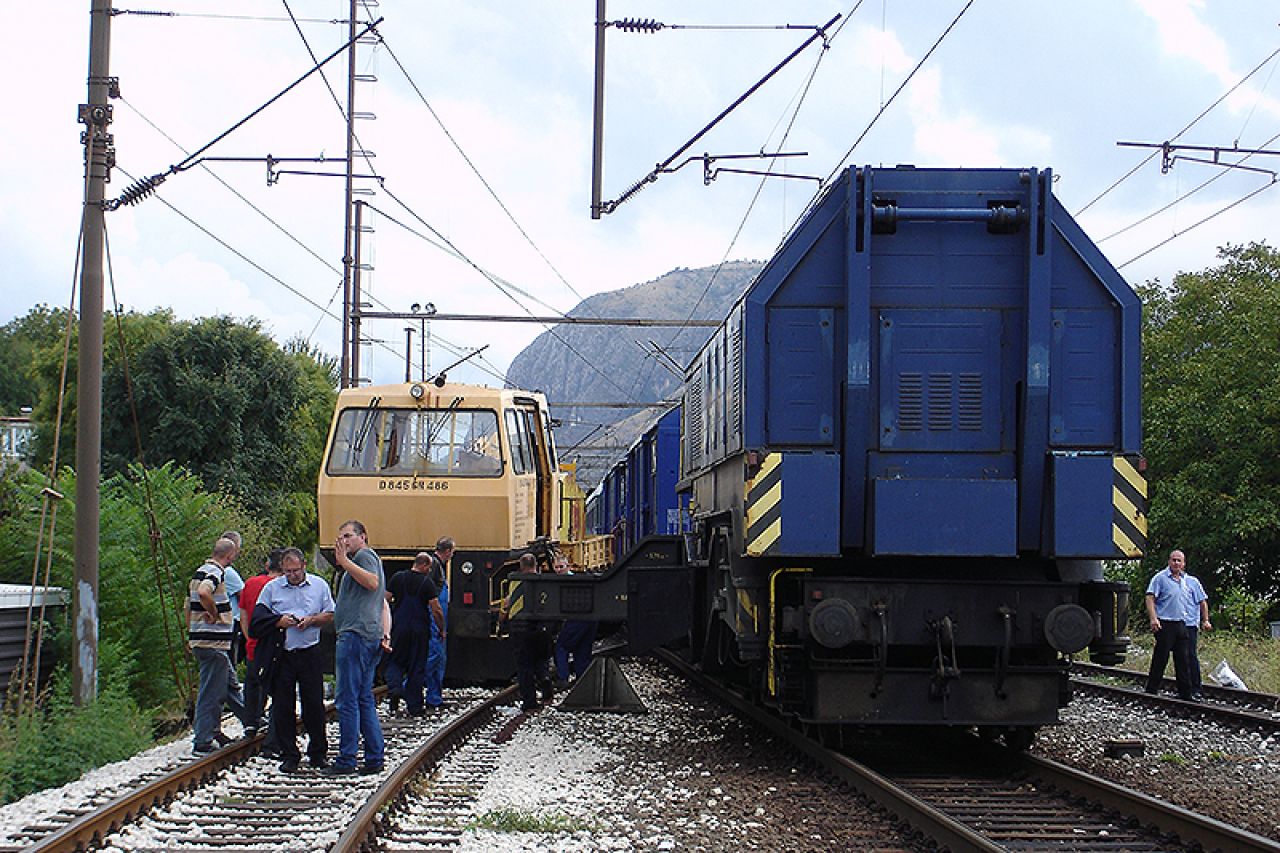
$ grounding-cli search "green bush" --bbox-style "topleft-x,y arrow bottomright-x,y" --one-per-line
0,642 -> 152,804
1215,586 -> 1272,634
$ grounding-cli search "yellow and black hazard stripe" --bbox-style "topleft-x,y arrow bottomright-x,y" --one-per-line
1112,456 -> 1148,558
745,453 -> 783,556
502,579 -> 526,621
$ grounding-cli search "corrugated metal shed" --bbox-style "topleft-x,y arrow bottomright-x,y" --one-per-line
0,583 -> 69,694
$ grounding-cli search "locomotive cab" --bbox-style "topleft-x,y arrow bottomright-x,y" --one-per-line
317,381 -> 564,680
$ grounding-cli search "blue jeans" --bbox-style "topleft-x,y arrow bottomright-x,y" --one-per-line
192,647 -> 246,748
335,631 -> 384,768
425,584 -> 449,706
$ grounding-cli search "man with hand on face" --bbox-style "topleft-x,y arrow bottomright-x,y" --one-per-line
325,520 -> 387,775
257,547 -> 334,773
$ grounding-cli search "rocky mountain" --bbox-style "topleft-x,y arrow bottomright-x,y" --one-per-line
507,260 -> 762,489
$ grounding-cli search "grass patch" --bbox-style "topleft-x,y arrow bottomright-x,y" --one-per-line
1158,752 -> 1187,766
466,808 -> 597,834
1126,630 -> 1280,694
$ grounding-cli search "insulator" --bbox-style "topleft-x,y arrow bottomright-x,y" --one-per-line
613,18 -> 664,34
112,173 -> 167,209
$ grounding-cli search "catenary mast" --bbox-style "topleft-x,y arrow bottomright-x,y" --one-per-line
73,0 -> 113,705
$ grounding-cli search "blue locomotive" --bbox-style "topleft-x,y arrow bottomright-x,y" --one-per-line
587,406 -> 686,560
528,166 -> 1145,740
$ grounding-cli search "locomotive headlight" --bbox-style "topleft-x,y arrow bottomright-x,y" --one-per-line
409,383 -> 425,400
809,598 -> 861,649
1044,603 -> 1095,654
460,561 -> 475,576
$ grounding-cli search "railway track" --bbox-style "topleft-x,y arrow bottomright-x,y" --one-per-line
1071,661 -> 1280,733
655,648 -> 1280,852
20,686 -> 517,853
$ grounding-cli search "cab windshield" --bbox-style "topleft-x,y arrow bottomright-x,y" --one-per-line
326,408 -> 503,476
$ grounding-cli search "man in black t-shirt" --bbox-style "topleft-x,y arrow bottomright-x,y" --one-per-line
384,552 -> 444,715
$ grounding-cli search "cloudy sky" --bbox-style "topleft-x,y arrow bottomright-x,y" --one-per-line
4,1 -> 1279,389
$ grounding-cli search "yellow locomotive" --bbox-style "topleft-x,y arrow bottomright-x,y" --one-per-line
317,380 -> 590,679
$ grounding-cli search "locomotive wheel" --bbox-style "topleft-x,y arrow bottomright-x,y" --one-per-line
1003,727 -> 1037,751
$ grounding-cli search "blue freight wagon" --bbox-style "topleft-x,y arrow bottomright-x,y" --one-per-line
678,166 -> 1141,738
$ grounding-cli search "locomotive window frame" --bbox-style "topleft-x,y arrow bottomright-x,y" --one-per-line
505,408 -> 531,475
325,406 -> 504,478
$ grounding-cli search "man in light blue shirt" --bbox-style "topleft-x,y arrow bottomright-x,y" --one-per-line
1144,550 -> 1196,700
258,547 -> 335,773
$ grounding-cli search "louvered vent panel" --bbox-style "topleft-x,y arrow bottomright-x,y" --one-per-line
928,373 -> 953,430
958,373 -> 983,431
729,321 -> 743,440
898,373 -> 923,431
687,373 -> 704,466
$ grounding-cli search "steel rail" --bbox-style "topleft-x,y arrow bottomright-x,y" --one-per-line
1071,677 -> 1280,734
1013,750 -> 1280,853
657,648 -> 1280,852
29,686 -> 386,853
651,648 -> 1002,852
1073,659 -> 1280,710
29,735 -> 261,853
333,684 -> 519,852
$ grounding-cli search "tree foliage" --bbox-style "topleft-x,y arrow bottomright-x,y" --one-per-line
0,305 -> 74,419
0,463 -> 269,712
1138,242 -> 1280,599
5,308 -> 337,550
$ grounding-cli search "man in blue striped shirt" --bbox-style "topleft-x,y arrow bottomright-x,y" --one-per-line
189,537 -> 249,754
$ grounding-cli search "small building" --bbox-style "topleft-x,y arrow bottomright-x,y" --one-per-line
0,583 -> 69,695
0,415 -> 33,463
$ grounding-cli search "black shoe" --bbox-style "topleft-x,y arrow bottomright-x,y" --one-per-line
309,755 -> 329,770
243,726 -> 259,739
212,731 -> 236,747
388,693 -> 401,715
359,763 -> 385,775
520,703 -> 539,712
279,758 -> 300,773
406,708 -> 426,717
1191,692 -> 1204,700
192,742 -> 217,756
323,763 -> 359,776
260,746 -> 282,759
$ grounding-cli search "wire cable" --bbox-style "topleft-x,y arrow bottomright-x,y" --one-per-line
1098,128 -> 1280,244
1075,44 -> 1280,217
380,37 -> 595,315
820,0 -> 975,189
1117,175 -> 1278,270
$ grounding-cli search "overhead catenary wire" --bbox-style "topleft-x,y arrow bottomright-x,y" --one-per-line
1075,44 -> 1280,217
1099,128 -> 1280,244
632,2 -> 858,406
1117,175 -> 1278,270
380,38 -> 597,316
275,5 -> 589,388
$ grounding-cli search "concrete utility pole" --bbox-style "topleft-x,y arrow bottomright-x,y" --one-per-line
74,0 -> 113,705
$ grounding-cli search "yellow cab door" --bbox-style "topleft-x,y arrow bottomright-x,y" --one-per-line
509,394 -> 555,535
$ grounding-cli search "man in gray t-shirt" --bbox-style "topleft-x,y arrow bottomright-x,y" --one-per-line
323,520 -> 387,774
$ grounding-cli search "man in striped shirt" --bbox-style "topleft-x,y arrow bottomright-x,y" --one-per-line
189,537 -> 249,754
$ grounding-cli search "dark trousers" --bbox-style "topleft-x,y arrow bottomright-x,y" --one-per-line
1186,625 -> 1202,693
384,631 -> 430,713
513,626 -> 552,710
1146,620 -> 1193,699
554,620 -> 597,681
271,644 -> 327,761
